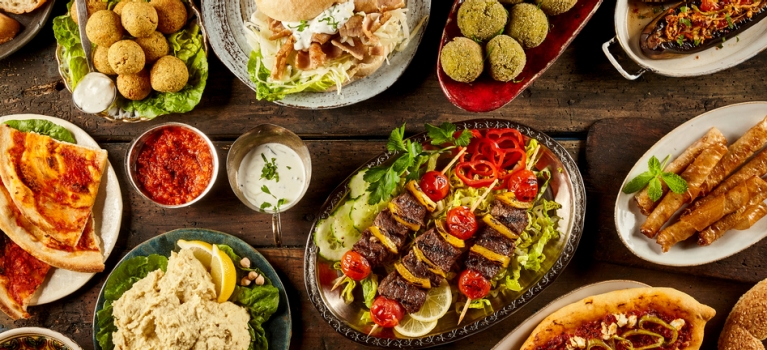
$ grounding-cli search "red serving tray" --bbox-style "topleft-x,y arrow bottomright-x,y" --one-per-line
437,0 -> 603,113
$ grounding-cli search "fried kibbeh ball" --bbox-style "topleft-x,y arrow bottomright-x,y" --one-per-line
93,45 -> 116,75
440,37 -> 483,83
86,10 -> 123,47
135,31 -> 169,62
150,55 -> 188,92
108,40 -> 146,74
121,2 -> 158,38
486,35 -> 526,82
457,0 -> 507,42
506,3 -> 549,49
538,0 -> 578,15
71,0 -> 107,25
150,0 -> 187,34
117,69 -> 152,100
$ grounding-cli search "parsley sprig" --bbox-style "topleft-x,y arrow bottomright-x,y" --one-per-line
259,185 -> 288,212
363,123 -> 474,205
622,155 -> 688,202
260,154 -> 279,182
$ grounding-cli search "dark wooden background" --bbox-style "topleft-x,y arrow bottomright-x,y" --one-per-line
1,0 -> 766,348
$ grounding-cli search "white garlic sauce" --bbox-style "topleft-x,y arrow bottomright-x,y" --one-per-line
282,1 -> 356,51
238,143 -> 306,212
72,72 -> 116,113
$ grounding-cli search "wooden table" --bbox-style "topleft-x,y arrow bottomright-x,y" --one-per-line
2,0 -> 767,348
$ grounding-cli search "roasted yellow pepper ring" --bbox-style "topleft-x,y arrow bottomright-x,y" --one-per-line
405,180 -> 437,212
470,245 -> 510,268
369,226 -> 398,254
639,315 -> 678,345
388,202 -> 421,231
394,262 -> 431,289
622,329 -> 665,350
496,191 -> 533,209
435,220 -> 465,248
587,338 -> 614,350
482,214 -> 519,240
412,245 -> 446,278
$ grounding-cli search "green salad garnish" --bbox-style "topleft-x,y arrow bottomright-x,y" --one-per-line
2,119 -> 76,143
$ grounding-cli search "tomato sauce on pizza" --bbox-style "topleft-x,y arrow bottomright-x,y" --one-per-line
0,234 -> 49,307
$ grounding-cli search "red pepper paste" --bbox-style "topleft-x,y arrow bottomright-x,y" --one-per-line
136,126 -> 214,205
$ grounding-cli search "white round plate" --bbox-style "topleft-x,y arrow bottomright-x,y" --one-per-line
201,0 -> 430,109
491,280 -> 651,350
613,0 -> 767,77
0,327 -> 82,349
615,102 -> 767,266
0,114 -> 122,305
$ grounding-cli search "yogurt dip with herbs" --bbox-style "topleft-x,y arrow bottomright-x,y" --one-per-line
237,143 -> 306,212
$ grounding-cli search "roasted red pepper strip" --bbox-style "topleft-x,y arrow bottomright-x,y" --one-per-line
455,160 -> 498,187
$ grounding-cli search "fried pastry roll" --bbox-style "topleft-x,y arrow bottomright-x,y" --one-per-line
634,128 -> 726,215
700,115 -> 767,196
640,142 -> 728,238
698,202 -> 767,246
656,176 -> 767,252
688,148 -> 767,213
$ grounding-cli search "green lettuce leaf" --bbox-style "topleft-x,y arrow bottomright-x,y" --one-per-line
2,119 -> 76,143
52,12 -> 88,88
361,274 -> 378,308
247,50 -> 337,102
231,282 -> 280,350
97,254 -> 169,350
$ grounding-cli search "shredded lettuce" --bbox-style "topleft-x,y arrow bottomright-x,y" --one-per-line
339,276 -> 356,304
361,274 -> 379,308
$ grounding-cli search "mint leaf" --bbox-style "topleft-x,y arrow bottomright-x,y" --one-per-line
648,177 -> 663,202
648,156 -> 662,174
661,172 -> 688,194
622,171 -> 655,194
387,124 -> 407,152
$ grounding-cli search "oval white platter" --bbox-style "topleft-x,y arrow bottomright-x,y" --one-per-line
492,280 -> 650,350
0,114 -> 122,305
201,0 -> 430,109
613,0 -> 767,77
614,102 -> 767,266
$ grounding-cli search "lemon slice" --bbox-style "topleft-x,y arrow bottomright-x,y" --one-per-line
177,239 -> 213,268
394,315 -> 438,338
210,244 -> 237,303
409,281 -> 452,322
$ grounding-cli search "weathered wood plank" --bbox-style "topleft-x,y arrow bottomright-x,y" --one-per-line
1,1 -> 766,140
585,117 -> 767,283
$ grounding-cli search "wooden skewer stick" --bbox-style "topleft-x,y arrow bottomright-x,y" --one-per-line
331,275 -> 348,291
441,148 -> 467,175
368,324 -> 379,336
470,179 -> 499,212
458,299 -> 472,325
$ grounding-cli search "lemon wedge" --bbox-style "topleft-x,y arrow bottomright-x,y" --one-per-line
210,244 -> 237,303
177,239 -> 213,268
409,281 -> 452,322
394,315 -> 438,338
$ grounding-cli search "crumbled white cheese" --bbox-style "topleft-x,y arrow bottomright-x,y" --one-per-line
601,321 -> 618,340
628,315 -> 638,328
601,322 -> 608,340
614,313 -> 628,327
670,318 -> 686,330
569,336 -> 586,348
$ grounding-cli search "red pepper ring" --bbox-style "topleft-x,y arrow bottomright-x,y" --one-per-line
486,128 -> 524,147
455,160 -> 498,188
501,148 -> 527,170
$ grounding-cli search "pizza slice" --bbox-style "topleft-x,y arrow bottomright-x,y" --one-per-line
0,176 -> 103,272
520,287 -> 716,350
0,125 -> 108,247
0,232 -> 50,320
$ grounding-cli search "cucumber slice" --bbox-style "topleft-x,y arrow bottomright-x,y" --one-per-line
314,218 -> 346,261
348,169 -> 369,199
350,192 -> 387,232
332,201 -> 360,248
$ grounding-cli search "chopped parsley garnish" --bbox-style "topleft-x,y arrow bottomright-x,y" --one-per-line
319,15 -> 340,30
694,38 -> 702,46
676,35 -> 685,46
260,153 -> 279,182
679,5 -> 688,12
287,166 -> 292,170
287,20 -> 309,32
680,18 -> 692,27
259,185 -> 289,212
726,14 -> 734,29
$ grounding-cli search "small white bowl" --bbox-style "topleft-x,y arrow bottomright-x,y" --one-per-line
0,327 -> 82,349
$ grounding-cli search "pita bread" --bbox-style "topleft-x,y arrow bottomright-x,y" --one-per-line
255,0 -> 338,22
520,287 -> 715,350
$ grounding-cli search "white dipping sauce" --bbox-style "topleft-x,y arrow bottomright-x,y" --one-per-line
72,72 -> 116,113
282,1 -> 355,51
238,143 -> 306,212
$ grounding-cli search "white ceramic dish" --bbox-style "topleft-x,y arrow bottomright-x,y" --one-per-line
201,0 -> 430,109
492,280 -> 650,350
0,327 -> 82,349
0,114 -> 122,305
603,0 -> 767,80
615,102 -> 767,266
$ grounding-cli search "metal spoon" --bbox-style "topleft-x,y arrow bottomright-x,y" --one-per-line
71,0 -> 117,114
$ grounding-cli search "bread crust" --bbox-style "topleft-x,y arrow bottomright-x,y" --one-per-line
255,0 -> 338,22
0,13 -> 20,44
520,287 -> 716,350
719,279 -> 767,350
0,0 -> 46,14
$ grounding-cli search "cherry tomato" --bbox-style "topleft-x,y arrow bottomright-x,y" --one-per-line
458,270 -> 491,300
370,296 -> 405,328
700,0 -> 719,11
340,250 -> 371,281
446,206 -> 478,240
420,171 -> 450,202
507,169 -> 538,202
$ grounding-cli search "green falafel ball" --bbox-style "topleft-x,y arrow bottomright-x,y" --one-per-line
457,0 -> 508,42
506,3 -> 549,49
486,35 -> 526,82
538,0 -> 577,15
440,37 -> 484,83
